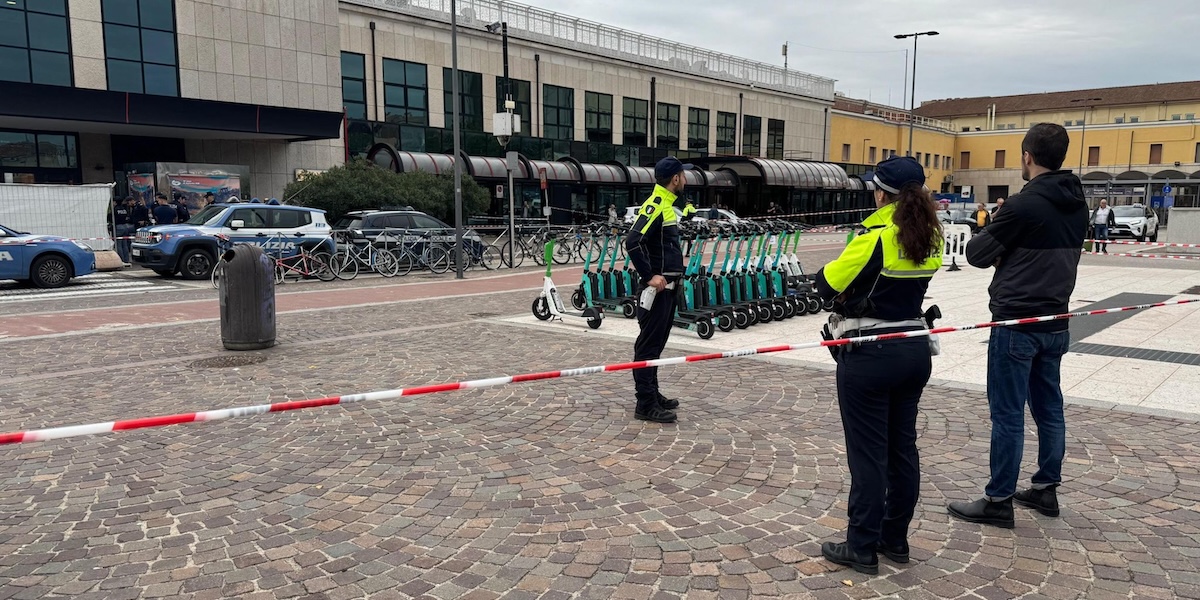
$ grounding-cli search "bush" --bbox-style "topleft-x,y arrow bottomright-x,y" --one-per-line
284,158 -> 490,223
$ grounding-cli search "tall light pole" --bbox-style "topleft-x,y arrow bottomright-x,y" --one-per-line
487,21 -> 516,269
1071,97 -> 1102,171
894,31 -> 939,157
451,0 -> 464,279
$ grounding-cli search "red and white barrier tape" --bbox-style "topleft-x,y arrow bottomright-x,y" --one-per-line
1086,239 -> 1200,249
1083,251 -> 1200,260
3,298 -> 1198,447
746,208 -> 874,221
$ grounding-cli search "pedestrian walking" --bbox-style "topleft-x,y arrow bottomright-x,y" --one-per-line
607,204 -> 619,225
949,123 -> 1088,529
813,156 -> 943,575
625,156 -> 690,424
1091,199 -> 1115,253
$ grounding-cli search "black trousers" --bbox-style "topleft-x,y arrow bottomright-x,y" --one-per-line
633,286 -> 676,407
835,334 -> 932,555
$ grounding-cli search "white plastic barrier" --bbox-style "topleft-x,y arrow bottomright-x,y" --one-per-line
943,224 -> 972,268
0,183 -> 115,251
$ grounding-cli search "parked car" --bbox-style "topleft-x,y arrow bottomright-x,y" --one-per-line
332,209 -> 484,252
939,208 -> 982,233
1109,204 -> 1160,242
131,203 -> 335,279
622,206 -> 721,224
0,223 -> 96,288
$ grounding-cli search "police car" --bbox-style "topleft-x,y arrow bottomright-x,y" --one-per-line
131,203 -> 335,279
0,223 -> 96,288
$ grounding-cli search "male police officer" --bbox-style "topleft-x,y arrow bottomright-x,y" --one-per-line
625,156 -> 690,423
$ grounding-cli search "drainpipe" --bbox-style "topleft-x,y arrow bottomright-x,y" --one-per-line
822,107 -> 829,161
370,21 -> 378,121
650,77 -> 657,149
737,92 -> 744,155
534,54 -> 541,137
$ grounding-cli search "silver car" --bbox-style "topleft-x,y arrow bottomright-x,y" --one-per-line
1110,204 -> 1160,242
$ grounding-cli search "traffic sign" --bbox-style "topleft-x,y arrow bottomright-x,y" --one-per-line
1163,184 -> 1173,195
539,168 -> 548,190
495,184 -> 504,198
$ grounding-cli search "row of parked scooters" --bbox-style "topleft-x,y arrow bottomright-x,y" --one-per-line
534,220 -> 829,339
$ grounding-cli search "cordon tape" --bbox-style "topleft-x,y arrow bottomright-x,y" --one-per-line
2,298 -> 1197,447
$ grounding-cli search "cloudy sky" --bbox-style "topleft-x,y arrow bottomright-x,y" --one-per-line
515,0 -> 1200,108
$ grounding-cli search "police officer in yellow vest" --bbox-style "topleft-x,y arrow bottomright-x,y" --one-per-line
814,156 -> 943,575
681,199 -> 697,221
624,157 -> 690,423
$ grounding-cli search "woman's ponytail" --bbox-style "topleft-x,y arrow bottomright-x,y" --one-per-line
890,183 -> 943,263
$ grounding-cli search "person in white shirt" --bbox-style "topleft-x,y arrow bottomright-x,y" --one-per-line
1090,200 -> 1116,254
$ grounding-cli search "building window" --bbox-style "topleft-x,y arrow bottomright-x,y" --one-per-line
622,98 -> 649,146
924,153 -> 931,168
945,156 -> 952,170
688,108 -> 710,152
584,92 -> 613,143
381,59 -> 427,126
543,84 -> 574,141
0,0 -> 72,86
1114,116 -> 1125,124
1088,146 -> 1100,167
933,154 -> 940,168
1130,116 -> 1140,123
443,68 -> 483,131
960,151 -> 971,170
656,102 -> 680,150
1075,120 -> 1084,126
742,115 -> 761,156
1150,144 -> 1163,165
1195,142 -> 1200,163
340,52 -> 367,120
0,130 -> 78,169
961,127 -> 971,132
716,111 -> 737,154
495,77 -> 531,137
1188,113 -> 1196,120
766,118 -> 785,159
1063,121 -> 1072,127
915,152 -> 922,163
868,147 -> 877,163
841,144 -> 851,162
1172,114 -> 1182,121
102,0 -> 178,96
994,150 -> 1006,169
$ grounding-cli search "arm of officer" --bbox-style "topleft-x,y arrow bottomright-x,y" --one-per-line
814,231 -> 880,302
625,215 -> 655,284
966,202 -> 1026,268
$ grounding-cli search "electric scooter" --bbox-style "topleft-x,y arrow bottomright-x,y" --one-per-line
533,240 -> 603,329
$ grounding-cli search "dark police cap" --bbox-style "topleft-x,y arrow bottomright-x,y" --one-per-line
872,156 -> 925,194
654,156 -> 693,180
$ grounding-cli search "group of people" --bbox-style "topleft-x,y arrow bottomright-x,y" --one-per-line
622,122 -> 1088,575
109,192 -> 203,263
971,198 -> 1004,228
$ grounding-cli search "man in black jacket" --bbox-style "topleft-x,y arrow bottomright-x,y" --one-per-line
948,123 -> 1088,529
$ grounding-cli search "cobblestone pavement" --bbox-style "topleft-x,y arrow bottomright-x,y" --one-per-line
2,258 -> 1200,599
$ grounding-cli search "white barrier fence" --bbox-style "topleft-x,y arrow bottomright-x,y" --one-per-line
0,183 -> 115,251
943,224 -> 971,268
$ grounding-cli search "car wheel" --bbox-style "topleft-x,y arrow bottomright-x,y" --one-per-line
1150,227 -> 1159,242
30,254 -> 73,289
179,248 -> 214,280
153,269 -> 175,277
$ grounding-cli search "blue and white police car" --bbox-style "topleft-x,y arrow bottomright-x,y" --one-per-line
0,223 -> 96,288
131,203 -> 335,280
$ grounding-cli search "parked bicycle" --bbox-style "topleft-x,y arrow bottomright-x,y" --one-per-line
264,233 -> 335,283
391,229 -> 452,275
330,230 -> 400,280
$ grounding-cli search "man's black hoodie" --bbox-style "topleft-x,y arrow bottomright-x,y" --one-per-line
965,170 -> 1088,332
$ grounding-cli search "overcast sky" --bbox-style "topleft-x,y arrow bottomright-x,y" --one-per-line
515,0 -> 1200,108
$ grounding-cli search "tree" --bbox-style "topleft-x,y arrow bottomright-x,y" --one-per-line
284,158 -> 490,223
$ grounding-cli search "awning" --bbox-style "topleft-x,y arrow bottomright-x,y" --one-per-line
706,170 -> 737,188
468,156 -> 529,179
529,160 -> 580,181
683,170 -> 705,187
627,166 -> 655,185
688,156 -> 853,189
580,163 -> 626,184
398,151 -> 457,175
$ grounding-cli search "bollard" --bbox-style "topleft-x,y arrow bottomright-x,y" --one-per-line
219,244 -> 276,350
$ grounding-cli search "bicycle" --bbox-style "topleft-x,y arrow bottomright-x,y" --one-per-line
210,234 -> 234,289
329,230 -> 400,280
391,229 -> 451,275
264,233 -> 335,283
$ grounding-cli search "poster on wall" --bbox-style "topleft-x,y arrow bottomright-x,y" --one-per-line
167,175 -> 242,212
126,173 -> 156,206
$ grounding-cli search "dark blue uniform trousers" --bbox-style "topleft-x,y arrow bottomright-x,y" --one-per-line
633,287 -> 676,408
835,334 -> 932,555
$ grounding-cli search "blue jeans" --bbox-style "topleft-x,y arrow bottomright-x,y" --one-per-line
985,327 -> 1070,500
1094,224 -> 1109,251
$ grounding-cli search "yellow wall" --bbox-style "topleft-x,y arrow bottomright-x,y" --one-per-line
955,122 -> 1200,172
948,101 -> 1200,133
829,111 -> 957,182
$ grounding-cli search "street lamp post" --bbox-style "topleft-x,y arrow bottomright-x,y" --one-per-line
450,0 -> 464,279
1071,97 -> 1102,172
894,31 -> 939,157
487,21 -> 516,269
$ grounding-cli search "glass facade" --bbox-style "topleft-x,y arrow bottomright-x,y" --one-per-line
340,52 -> 367,120
716,111 -> 736,155
656,102 -> 680,150
742,115 -> 762,157
0,0 -> 72,86
584,92 -> 613,144
442,68 -> 483,131
623,98 -> 649,147
383,59 -> 427,126
688,108 -> 710,153
102,0 -> 178,96
0,129 -> 80,183
766,118 -> 785,159
543,84 -> 574,141
495,77 -> 531,136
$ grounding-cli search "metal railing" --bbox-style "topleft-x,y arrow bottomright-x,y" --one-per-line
343,0 -> 836,100
862,107 -> 953,132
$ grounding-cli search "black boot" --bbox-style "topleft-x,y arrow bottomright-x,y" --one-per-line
1013,486 -> 1060,517
876,541 -> 909,564
635,397 -> 677,423
821,541 -> 878,575
947,498 -> 1015,529
657,392 -> 679,410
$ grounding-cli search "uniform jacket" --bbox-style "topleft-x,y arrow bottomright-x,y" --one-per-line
625,185 -> 685,285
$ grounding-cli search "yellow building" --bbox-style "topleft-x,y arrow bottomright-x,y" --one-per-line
830,81 -> 1200,208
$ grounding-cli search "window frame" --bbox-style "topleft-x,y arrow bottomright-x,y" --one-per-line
543,84 -> 575,142
622,97 -> 648,147
687,107 -> 710,153
656,102 -> 680,150
716,111 -> 737,154
584,91 -> 613,144
0,0 -> 74,86
994,149 -> 1005,169
442,67 -> 484,132
101,0 -> 178,96
766,118 -> 785,159
742,115 -> 762,156
495,77 -> 532,137
959,151 -> 971,170
381,58 -> 428,126
340,51 -> 367,120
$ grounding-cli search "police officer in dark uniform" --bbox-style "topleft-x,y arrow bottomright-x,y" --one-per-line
624,156 -> 690,423
814,157 -> 943,575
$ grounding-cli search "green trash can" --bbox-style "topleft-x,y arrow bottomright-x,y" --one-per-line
219,244 -> 276,350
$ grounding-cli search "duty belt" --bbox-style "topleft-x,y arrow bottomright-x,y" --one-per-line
828,316 -> 926,340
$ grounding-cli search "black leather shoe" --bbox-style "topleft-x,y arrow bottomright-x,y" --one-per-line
821,541 -> 878,575
634,405 -> 677,423
1013,486 -> 1060,517
948,498 -> 1015,529
876,541 -> 909,564
657,393 -> 679,410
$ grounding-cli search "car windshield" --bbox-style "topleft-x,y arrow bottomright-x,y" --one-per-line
1112,206 -> 1144,218
0,223 -> 17,236
187,205 -> 226,226
333,217 -> 363,229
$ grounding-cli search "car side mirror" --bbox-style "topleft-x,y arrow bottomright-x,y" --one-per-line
230,219 -> 245,230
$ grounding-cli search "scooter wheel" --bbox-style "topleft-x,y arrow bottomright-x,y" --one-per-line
571,289 -> 586,311
771,302 -> 787,321
532,297 -> 551,321
717,312 -> 735,332
806,297 -> 822,314
734,310 -> 750,329
783,301 -> 797,319
746,307 -> 760,326
696,318 -> 715,340
622,301 -> 636,319
588,316 -> 603,329
756,304 -> 773,323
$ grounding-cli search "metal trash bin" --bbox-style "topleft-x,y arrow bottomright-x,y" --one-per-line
219,244 -> 276,350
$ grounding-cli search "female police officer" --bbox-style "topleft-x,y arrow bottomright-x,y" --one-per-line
814,156 -> 943,575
